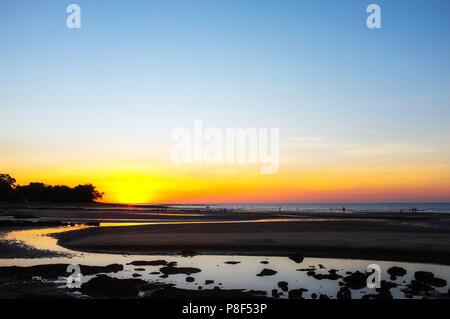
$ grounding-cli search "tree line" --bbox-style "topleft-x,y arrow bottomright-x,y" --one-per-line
0,173 -> 103,203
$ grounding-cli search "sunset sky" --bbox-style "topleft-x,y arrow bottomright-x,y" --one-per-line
1,0 -> 449,203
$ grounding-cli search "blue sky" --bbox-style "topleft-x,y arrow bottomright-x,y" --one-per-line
0,1 -> 449,202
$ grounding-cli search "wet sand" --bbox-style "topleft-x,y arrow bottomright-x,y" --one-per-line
2,203 -> 450,265
52,212 -> 450,265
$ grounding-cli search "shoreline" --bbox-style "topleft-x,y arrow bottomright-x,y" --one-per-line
54,218 -> 450,265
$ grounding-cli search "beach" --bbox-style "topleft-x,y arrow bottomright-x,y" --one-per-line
1,203 -> 450,299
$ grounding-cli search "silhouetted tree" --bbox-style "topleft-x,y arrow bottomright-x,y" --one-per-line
0,174 -> 16,201
0,173 -> 104,203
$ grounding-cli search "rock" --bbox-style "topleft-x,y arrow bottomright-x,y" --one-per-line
337,287 -> 351,300
80,264 -> 124,275
428,277 -> 447,288
205,280 -> 214,285
342,271 -> 369,290
260,261 -> 269,264
319,294 -> 330,299
312,272 -> 342,280
256,269 -> 277,277
311,293 -> 317,299
134,268 -> 145,272
166,261 -> 177,268
159,267 -> 201,276
272,289 -> 281,298
127,260 -> 167,266
414,271 -> 434,282
387,266 -> 406,279
80,275 -> 148,297
186,276 -> 195,282
376,289 -> 393,299
132,273 -> 142,278
277,281 -> 288,292
288,288 -> 307,299
224,261 -> 240,265
149,271 -> 160,275
288,254 -> 304,263
297,267 -> 316,272
408,280 -> 433,292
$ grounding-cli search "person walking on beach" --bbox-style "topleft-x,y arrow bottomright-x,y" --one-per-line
343,206 -> 346,213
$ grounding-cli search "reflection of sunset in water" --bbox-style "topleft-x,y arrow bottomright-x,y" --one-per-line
1,225 -> 450,299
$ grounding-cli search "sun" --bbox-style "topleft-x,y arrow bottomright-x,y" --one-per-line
102,175 -> 161,204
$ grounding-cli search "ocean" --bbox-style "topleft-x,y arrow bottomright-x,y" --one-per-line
166,202 -> 450,213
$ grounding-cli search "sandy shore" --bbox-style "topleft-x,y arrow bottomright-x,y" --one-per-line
2,203 -> 450,264
54,212 -> 450,265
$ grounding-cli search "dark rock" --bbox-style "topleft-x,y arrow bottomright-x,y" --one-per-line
414,271 -> 434,282
376,289 -> 393,299
408,280 -> 434,292
127,260 -> 168,266
288,288 -> 307,299
205,280 -> 214,285
149,272 -> 160,275
134,268 -> 145,271
288,254 -> 304,263
272,289 -> 281,298
260,261 -> 269,264
159,267 -> 201,276
428,277 -> 447,288
387,266 -> 406,279
132,273 -> 142,278
342,271 -> 369,290
319,294 -> 330,300
80,264 -> 123,275
80,275 -> 150,298
166,262 -> 177,268
256,269 -> 277,277
186,276 -> 195,282
312,272 -> 342,280
224,261 -> 240,265
277,281 -> 288,292
337,287 -> 351,300
297,267 -> 316,272
311,293 -> 317,299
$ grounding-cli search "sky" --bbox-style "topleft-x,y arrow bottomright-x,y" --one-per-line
1,0 -> 449,203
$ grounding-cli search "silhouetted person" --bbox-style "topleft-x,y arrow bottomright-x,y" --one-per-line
343,207 -> 346,213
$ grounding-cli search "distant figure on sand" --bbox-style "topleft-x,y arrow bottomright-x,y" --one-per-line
343,207 -> 346,213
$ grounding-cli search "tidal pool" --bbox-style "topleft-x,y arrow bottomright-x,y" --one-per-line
1,225 -> 449,299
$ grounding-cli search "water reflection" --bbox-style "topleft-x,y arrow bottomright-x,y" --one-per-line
1,225 -> 449,299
